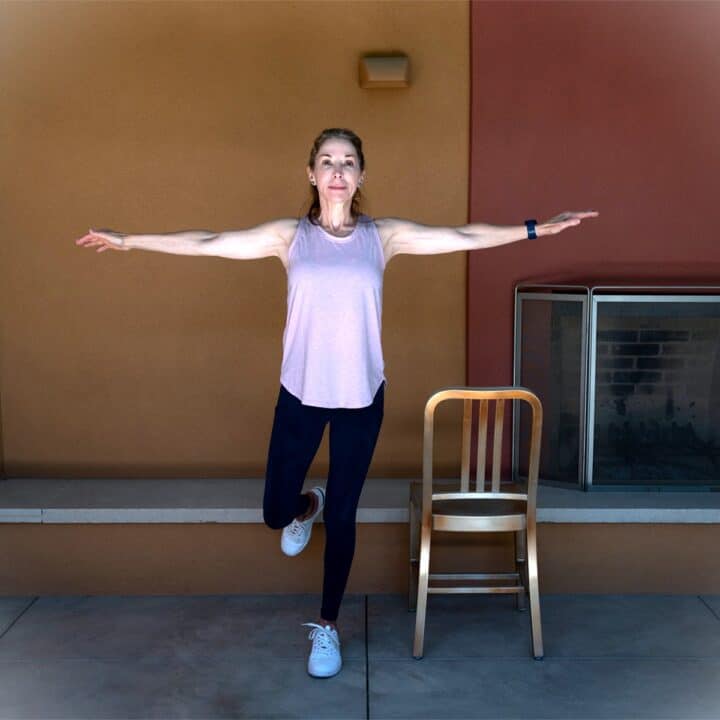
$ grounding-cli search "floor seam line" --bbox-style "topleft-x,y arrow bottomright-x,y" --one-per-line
365,594 -> 370,720
0,597 -> 38,642
698,595 -> 720,623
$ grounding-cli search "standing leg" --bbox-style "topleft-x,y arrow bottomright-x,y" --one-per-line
320,382 -> 385,622
263,385 -> 328,530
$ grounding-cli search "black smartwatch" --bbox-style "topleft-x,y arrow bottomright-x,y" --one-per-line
524,219 -> 538,240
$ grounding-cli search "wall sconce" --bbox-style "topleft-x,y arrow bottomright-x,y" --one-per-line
359,53 -> 410,89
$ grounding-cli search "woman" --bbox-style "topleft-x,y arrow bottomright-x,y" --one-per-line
75,127 -> 598,678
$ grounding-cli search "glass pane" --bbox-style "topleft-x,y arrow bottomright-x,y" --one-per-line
518,298 -> 583,485
592,299 -> 720,487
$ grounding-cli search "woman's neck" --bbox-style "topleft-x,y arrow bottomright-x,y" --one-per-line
317,199 -> 355,233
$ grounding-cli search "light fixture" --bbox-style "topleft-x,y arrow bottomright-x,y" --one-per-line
358,53 -> 410,89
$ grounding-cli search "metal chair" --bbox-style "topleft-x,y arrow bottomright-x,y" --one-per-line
409,387 -> 544,660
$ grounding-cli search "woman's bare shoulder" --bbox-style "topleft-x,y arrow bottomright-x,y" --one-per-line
263,217 -> 301,246
373,217 -> 403,241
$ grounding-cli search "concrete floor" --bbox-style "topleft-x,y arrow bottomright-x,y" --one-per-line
1,593 -> 719,719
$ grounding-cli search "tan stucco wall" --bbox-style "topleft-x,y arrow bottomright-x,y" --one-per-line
0,1 -> 469,480
3,523 -> 719,596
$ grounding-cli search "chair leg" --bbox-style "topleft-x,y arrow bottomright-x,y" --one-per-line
515,529 -> 527,611
413,522 -> 431,659
408,491 -> 420,611
526,523 -> 544,660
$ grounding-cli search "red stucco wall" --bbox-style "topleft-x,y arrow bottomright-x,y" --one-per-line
468,0 -> 720,384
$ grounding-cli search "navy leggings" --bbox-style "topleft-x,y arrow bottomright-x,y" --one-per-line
263,381 -> 385,622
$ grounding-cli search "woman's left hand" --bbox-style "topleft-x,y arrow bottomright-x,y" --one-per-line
538,210 -> 599,236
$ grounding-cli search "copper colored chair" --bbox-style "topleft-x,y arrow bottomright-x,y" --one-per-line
409,387 -> 544,660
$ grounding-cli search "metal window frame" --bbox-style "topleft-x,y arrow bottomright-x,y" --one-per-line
513,288 -> 588,489
586,292 -> 720,489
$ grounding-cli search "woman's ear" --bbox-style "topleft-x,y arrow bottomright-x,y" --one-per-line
306,168 -> 315,185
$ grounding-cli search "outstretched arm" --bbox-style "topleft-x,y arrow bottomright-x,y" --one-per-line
75,218 -> 298,266
376,211 -> 599,262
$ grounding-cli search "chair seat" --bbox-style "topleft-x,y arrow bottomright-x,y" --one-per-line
432,497 -> 527,532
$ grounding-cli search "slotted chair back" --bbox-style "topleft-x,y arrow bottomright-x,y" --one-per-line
422,387 -> 542,525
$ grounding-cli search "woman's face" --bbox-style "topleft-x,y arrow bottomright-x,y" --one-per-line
307,138 -> 365,205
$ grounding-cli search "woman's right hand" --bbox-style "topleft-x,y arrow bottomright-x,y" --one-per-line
75,228 -> 130,252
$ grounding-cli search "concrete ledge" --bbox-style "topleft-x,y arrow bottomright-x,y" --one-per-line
1,478 -> 719,524
0,478 -> 408,524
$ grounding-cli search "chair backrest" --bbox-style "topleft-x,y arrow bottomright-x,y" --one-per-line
422,386 -> 543,507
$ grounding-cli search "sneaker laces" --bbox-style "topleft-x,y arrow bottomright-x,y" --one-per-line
286,519 -> 306,537
289,491 -> 321,534
303,623 -> 339,656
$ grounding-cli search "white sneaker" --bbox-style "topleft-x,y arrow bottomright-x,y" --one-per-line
280,487 -> 325,557
303,622 -> 342,678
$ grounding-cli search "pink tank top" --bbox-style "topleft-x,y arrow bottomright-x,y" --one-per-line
280,214 -> 387,408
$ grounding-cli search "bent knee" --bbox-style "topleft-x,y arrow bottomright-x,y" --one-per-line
263,512 -> 287,530
263,506 -> 294,530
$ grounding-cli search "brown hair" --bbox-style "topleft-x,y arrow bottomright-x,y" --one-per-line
305,128 -> 365,225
